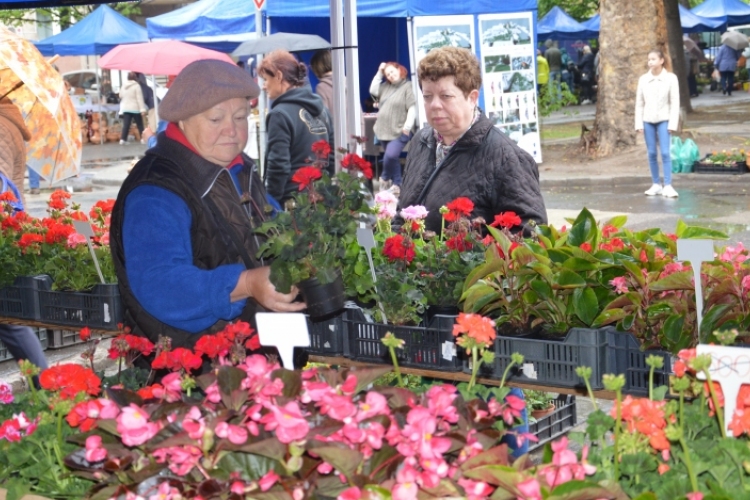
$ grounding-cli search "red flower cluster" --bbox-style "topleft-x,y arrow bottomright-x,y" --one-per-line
43,219 -> 75,245
382,234 -> 416,263
446,234 -> 473,252
47,189 -> 72,211
311,139 -> 332,159
89,199 -> 115,219
291,166 -> 323,190
600,237 -> 625,253
39,363 -> 101,400
0,191 -> 17,203
194,321 -> 259,359
490,211 -> 522,229
613,396 -> 670,453
152,347 -> 203,373
17,233 -> 43,251
452,312 -> 496,346
341,153 -> 373,180
108,334 -> 155,360
601,224 -> 619,238
443,197 -> 474,222
580,242 -> 592,253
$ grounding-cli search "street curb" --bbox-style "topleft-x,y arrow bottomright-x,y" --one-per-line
541,176 -> 645,189
92,178 -> 127,187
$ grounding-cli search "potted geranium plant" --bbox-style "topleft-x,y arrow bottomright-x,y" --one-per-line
256,140 -> 373,318
524,389 -> 557,418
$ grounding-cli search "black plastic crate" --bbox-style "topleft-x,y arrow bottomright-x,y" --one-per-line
343,308 -> 460,371
36,275 -> 123,330
693,155 -> 747,175
528,395 -> 577,452
36,328 -> 48,351
607,331 -> 673,397
46,329 -> 86,349
306,310 -> 346,355
0,276 -> 47,320
493,327 -> 611,390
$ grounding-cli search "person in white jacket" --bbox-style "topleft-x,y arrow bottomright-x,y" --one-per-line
118,72 -> 147,145
635,49 -> 680,198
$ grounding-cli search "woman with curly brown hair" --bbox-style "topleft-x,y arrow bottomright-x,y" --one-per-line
396,46 -> 546,235
260,50 -> 335,204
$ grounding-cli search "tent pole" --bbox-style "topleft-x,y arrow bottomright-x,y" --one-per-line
406,17 -> 420,129
330,0 -> 346,170
150,74 -> 158,131
343,0 -> 362,155
257,8 -> 267,177
95,65 -> 104,145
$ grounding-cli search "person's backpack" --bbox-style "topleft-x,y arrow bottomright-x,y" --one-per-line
0,172 -> 24,212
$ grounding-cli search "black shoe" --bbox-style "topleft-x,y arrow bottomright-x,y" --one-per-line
29,188 -> 40,195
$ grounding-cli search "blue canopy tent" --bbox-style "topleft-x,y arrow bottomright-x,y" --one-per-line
690,0 -> 750,27
680,4 -> 725,33
146,0 -> 257,53
0,0 -> 108,9
34,5 -> 148,56
537,7 -> 598,41
581,14 -> 600,33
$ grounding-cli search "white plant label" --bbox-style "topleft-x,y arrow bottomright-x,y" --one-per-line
676,239 -> 714,332
255,313 -> 309,369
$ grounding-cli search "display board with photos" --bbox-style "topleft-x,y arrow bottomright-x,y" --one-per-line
411,12 -> 541,163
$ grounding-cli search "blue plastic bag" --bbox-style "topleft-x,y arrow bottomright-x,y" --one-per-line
0,172 -> 24,212
679,139 -> 699,173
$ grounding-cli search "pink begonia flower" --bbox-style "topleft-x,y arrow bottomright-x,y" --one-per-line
263,401 -> 309,443
399,205 -> 429,221
686,493 -> 703,500
99,232 -> 110,246
516,478 -> 542,500
338,486 -> 361,500
0,381 -> 14,404
230,481 -> 245,495
152,445 -> 202,476
500,395 -> 525,425
150,481 -> 181,500
215,421 -> 248,445
293,488 -> 304,500
610,276 -> 629,294
393,462 -> 420,500
204,382 -> 222,404
243,354 -> 278,378
85,435 -> 107,462
742,275 -> 750,294
116,404 -> 160,447
719,243 -> 747,264
258,470 -> 280,492
182,407 -> 206,440
340,374 -> 358,394
321,393 -> 358,421
152,372 -> 182,402
301,380 -> 335,403
426,385 -> 459,422
67,232 -> 88,248
317,462 -> 334,474
457,477 -> 494,499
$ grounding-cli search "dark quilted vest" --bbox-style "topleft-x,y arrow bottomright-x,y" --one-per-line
110,133 -> 268,349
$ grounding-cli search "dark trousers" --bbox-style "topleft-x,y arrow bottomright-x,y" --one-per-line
720,71 -> 735,95
381,133 -> 411,186
687,73 -> 698,96
0,324 -> 48,387
120,112 -> 144,141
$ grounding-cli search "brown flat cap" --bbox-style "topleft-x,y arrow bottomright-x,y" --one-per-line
159,59 -> 261,122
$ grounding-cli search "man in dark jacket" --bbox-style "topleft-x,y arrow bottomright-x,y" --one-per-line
398,47 -> 546,236
261,51 -> 335,204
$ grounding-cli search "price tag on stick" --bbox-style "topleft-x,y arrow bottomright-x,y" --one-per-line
255,313 -> 309,369
72,220 -> 106,285
696,344 -> 750,437
676,239 -> 714,333
357,226 -> 388,324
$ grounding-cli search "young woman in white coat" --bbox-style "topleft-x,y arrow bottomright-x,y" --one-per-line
635,49 -> 680,198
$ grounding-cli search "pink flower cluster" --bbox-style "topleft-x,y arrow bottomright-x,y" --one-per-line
0,380 -> 13,404
0,412 -> 40,442
117,404 -> 161,447
516,437 -> 596,499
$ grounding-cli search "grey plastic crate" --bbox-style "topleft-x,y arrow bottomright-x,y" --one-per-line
607,331 -> 673,397
35,275 -> 123,331
46,329 -> 86,349
344,308 -> 460,371
0,276 -> 47,320
493,327 -> 611,390
35,328 -> 48,351
528,395 -> 577,452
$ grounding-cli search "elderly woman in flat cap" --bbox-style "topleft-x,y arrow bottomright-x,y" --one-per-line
110,60 -> 305,351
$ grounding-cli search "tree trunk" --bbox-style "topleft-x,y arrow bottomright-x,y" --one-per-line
664,0 -> 693,119
594,0 -> 669,156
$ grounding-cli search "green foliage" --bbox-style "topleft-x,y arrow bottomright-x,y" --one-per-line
0,3 -> 141,29
538,80 -> 580,117
537,0 -> 598,22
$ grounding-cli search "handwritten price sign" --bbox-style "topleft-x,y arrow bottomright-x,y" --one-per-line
696,344 -> 750,437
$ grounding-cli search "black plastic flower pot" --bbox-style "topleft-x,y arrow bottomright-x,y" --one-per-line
299,273 -> 345,320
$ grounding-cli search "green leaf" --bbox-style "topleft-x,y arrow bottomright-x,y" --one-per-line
548,479 -> 625,500
530,278 -> 553,300
217,366 -> 246,395
563,257 -> 600,272
230,437 -> 287,462
214,450 -> 283,482
573,287 -> 599,326
460,445 -> 511,471
675,223 -> 727,240
307,446 -> 363,478
605,215 -> 628,229
661,314 -> 686,349
462,463 -> 524,486
272,368 -> 303,399
650,271 -> 695,291
567,208 -> 598,247
652,385 -> 669,401
553,269 -> 587,288
591,308 -> 628,328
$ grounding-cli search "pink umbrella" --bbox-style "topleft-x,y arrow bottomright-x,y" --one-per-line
98,40 -> 234,75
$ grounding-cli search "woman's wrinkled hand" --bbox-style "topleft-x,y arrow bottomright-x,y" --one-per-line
232,266 -> 307,312
378,62 -> 387,73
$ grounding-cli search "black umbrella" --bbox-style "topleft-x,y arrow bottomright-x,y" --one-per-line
232,32 -> 331,57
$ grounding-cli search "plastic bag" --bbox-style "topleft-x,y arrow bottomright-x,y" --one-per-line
0,172 -> 24,212
679,139 -> 699,173
670,136 -> 684,173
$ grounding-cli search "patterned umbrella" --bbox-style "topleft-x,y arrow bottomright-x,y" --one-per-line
0,26 -> 82,185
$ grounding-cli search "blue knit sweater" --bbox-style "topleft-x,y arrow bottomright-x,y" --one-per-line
122,163 -> 249,333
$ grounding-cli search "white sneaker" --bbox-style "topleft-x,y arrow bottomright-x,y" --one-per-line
661,185 -> 679,198
644,184 -> 663,196
581,99 -> 592,105
119,140 -> 126,145
140,139 -> 146,145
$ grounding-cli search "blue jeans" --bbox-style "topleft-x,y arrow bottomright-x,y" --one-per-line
500,387 -> 529,458
549,70 -> 562,100
27,167 -> 41,189
720,71 -> 735,95
381,133 -> 411,186
0,324 -> 48,388
643,121 -> 672,186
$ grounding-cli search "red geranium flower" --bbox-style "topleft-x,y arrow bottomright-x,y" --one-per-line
291,166 -> 323,190
490,211 -> 522,229
446,234 -> 473,252
45,221 -> 75,244
311,140 -> 332,159
152,347 -> 203,373
341,153 -> 373,180
17,233 -> 44,250
382,234 -> 416,263
443,197 -> 474,222
79,327 -> 91,342
40,364 -> 101,400
0,191 -> 17,203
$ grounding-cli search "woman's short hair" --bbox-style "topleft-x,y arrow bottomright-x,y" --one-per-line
385,62 -> 408,79
127,72 -> 137,81
259,50 -> 307,87
310,50 -> 332,78
417,47 -> 482,97
582,45 -> 592,54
